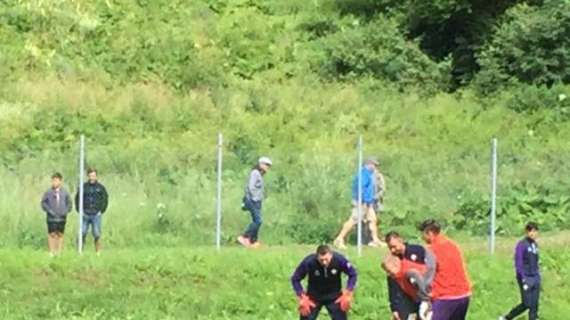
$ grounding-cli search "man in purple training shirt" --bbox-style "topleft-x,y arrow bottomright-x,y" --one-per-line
291,245 -> 358,320
499,222 -> 541,320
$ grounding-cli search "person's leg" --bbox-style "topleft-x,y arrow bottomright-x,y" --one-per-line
527,285 -> 539,320
81,215 -> 91,251
47,222 -> 55,254
506,282 -> 530,319
324,300 -> 347,320
366,207 -> 382,244
243,201 -> 262,243
300,302 -> 323,320
56,221 -> 66,254
250,202 -> 262,243
47,227 -> 57,255
431,300 -> 454,320
93,214 -> 102,253
334,206 -> 359,247
450,297 -> 470,320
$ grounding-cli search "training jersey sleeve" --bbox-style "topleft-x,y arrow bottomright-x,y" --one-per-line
387,277 -> 403,312
291,259 -> 309,297
339,257 -> 357,291
514,240 -> 526,278
406,271 -> 430,302
424,249 -> 436,286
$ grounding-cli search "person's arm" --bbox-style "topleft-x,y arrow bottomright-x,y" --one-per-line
291,260 -> 309,297
65,191 -> 73,214
101,185 -> 109,213
377,172 -> 386,200
74,189 -> 80,213
387,277 -> 402,313
41,192 -> 52,215
339,257 -> 357,292
406,271 -> 430,302
514,241 -> 526,279
248,170 -> 263,202
424,249 -> 436,286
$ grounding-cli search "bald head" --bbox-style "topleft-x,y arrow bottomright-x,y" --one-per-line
381,254 -> 401,277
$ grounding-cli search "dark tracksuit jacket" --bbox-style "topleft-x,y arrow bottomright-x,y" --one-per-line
506,237 -> 540,319
291,252 -> 358,302
388,244 -> 436,316
75,182 -> 109,215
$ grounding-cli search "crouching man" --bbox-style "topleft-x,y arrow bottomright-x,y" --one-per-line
291,245 -> 358,320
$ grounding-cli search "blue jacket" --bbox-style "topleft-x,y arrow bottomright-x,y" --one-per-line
351,166 -> 375,204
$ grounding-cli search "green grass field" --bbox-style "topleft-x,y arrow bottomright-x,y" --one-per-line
1,234 -> 569,319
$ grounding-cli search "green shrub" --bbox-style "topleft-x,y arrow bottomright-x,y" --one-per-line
476,1 -> 570,92
318,16 -> 451,91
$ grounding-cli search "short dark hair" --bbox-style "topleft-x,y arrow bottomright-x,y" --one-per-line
51,172 -> 63,180
316,245 -> 332,255
525,222 -> 539,232
419,219 -> 441,234
385,231 -> 402,243
87,167 -> 97,175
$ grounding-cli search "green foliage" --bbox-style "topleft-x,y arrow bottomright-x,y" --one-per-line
476,1 -> 570,92
318,16 -> 451,91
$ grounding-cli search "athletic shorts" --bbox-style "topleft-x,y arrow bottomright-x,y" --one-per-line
350,202 -> 376,223
47,221 -> 66,234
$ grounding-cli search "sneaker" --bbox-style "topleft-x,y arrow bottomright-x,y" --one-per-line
250,241 -> 261,249
368,240 -> 386,247
237,236 -> 251,247
498,317 -> 506,320
334,238 -> 347,250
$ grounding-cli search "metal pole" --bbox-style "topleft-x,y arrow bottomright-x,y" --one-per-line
216,133 -> 223,250
357,135 -> 363,257
78,135 -> 85,255
490,138 -> 498,255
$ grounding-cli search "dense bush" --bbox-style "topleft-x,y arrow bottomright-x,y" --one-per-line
476,1 -> 570,92
318,16 -> 452,91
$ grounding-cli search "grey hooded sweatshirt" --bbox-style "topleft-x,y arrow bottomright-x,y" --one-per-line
41,187 -> 72,222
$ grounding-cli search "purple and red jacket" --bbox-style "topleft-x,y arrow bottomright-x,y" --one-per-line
291,252 -> 357,302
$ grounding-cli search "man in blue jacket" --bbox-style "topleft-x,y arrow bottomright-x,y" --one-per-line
334,158 -> 382,249
291,245 -> 358,320
499,222 -> 541,320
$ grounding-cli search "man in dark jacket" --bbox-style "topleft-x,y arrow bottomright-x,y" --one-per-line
75,168 -> 109,253
385,231 -> 436,320
499,222 -> 541,320
291,245 -> 358,320
41,172 -> 72,256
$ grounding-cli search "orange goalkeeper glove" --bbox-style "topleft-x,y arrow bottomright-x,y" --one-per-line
335,290 -> 353,312
298,293 -> 316,317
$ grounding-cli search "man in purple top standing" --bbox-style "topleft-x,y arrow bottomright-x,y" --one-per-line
499,222 -> 541,320
291,245 -> 358,320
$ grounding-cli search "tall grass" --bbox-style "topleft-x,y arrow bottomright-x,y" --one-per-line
1,78 -> 569,247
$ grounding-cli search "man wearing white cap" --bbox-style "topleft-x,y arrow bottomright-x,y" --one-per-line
238,156 -> 272,248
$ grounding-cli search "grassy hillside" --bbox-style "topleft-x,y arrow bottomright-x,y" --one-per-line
1,235 -> 569,319
0,0 -> 569,247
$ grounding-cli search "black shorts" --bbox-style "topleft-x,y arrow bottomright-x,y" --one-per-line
47,221 -> 66,234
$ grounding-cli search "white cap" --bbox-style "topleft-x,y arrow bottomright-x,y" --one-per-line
258,157 -> 272,166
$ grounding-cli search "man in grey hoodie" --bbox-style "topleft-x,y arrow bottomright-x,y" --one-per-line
41,172 -> 72,255
238,157 -> 272,248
